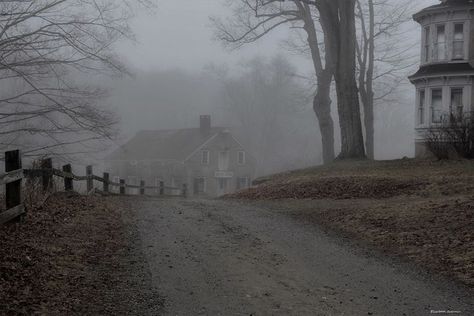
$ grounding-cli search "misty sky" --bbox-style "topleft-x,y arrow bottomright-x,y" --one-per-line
109,0 -> 440,162
117,0 -> 437,73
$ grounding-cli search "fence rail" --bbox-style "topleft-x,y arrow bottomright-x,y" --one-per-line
0,150 -> 187,225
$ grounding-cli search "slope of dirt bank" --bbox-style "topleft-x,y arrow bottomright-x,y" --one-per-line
0,193 -> 163,315
227,159 -> 474,287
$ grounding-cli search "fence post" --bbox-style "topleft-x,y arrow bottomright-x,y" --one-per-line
159,181 -> 164,196
140,180 -> 145,195
86,165 -> 93,193
62,164 -> 73,191
103,172 -> 109,193
5,150 -> 22,210
120,179 -> 125,195
41,158 -> 52,192
182,183 -> 187,198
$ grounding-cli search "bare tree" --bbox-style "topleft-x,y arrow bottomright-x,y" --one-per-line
0,0 -> 153,157
315,0 -> 366,159
212,0 -> 336,164
213,0 -> 367,161
355,0 -> 416,159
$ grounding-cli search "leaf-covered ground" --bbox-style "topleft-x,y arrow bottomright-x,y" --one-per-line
227,159 -> 474,287
0,193 -> 163,315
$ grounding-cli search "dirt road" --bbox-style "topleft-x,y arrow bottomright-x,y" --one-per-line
133,198 -> 474,315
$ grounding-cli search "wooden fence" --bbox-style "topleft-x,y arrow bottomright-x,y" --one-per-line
0,150 -> 187,225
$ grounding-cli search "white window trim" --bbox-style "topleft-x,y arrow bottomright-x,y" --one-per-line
201,150 -> 210,165
237,151 -> 246,165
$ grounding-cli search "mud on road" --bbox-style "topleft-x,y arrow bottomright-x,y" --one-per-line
132,197 -> 474,316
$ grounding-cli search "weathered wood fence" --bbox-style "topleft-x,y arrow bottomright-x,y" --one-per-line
0,150 -> 187,225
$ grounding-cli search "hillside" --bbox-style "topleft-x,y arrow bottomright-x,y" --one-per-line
227,159 -> 474,287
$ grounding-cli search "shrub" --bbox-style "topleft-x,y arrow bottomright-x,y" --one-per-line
426,112 -> 474,159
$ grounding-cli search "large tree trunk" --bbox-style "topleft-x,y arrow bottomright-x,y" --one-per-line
299,2 -> 336,164
333,0 -> 366,159
314,70 -> 335,163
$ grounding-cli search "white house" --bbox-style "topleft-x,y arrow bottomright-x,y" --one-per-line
409,0 -> 474,157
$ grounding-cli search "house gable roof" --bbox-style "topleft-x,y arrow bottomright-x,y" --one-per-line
106,127 -> 226,162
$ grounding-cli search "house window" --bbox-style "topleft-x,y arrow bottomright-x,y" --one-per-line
113,176 -> 120,192
236,177 -> 249,190
434,24 -> 446,61
450,88 -> 464,121
237,151 -> 246,165
201,150 -> 210,165
424,26 -> 431,62
431,89 -> 443,123
193,178 -> 206,194
453,23 -> 464,60
218,151 -> 230,170
418,90 -> 425,125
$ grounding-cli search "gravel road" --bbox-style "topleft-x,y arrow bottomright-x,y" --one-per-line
133,197 -> 474,315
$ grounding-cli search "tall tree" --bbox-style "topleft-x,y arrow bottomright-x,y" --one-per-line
315,0 -> 366,159
212,1 -> 336,163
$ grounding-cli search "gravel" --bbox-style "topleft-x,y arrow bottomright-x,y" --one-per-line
133,197 -> 474,315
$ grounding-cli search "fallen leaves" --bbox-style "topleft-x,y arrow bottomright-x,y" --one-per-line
228,176 -> 427,200
0,193 -> 162,315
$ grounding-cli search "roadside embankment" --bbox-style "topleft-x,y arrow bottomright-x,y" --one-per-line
226,159 -> 474,286
0,193 -> 162,315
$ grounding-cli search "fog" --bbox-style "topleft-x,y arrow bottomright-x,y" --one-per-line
1,0 -> 438,174
98,0 -> 437,175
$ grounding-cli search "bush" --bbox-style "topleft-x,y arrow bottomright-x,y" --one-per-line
426,112 -> 474,159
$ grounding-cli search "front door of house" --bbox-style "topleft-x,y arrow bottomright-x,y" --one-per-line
216,178 -> 229,196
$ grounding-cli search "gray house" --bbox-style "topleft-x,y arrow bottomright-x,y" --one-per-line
105,116 -> 255,197
409,0 -> 474,157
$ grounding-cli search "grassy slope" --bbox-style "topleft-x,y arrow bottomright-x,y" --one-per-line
0,194 -> 162,315
228,159 -> 474,287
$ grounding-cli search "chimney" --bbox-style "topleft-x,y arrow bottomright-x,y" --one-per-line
200,115 -> 211,134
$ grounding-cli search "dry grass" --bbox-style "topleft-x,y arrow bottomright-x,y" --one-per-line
0,193 -> 162,315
